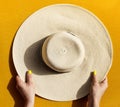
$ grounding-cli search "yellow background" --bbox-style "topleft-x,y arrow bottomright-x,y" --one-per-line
0,0 -> 120,107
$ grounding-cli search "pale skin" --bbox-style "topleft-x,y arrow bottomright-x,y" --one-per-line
16,71 -> 108,107
16,72 -> 35,107
88,72 -> 108,107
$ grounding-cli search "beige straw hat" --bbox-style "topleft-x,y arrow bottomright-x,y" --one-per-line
12,4 -> 113,101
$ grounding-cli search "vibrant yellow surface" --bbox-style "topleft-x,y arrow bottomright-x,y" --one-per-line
0,0 -> 120,107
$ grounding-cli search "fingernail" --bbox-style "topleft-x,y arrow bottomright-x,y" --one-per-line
93,70 -> 96,75
28,70 -> 32,74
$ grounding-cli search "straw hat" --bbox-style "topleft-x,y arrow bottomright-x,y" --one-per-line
12,4 -> 113,101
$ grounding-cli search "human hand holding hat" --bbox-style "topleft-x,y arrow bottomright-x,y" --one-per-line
16,70 -> 35,107
88,71 -> 108,107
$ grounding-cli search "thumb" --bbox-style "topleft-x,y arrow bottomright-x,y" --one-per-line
26,70 -> 33,85
91,70 -> 98,84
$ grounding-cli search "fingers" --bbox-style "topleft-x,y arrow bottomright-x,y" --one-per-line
16,75 -> 24,89
91,71 -> 108,87
26,70 -> 33,85
100,77 -> 108,87
101,77 -> 107,83
16,70 -> 33,86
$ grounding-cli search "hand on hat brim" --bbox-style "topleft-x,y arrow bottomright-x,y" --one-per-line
88,72 -> 108,107
16,71 -> 35,107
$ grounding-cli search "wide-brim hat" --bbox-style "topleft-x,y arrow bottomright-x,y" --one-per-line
12,4 -> 113,101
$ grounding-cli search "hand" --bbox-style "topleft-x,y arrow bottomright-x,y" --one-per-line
88,71 -> 108,107
16,70 -> 35,107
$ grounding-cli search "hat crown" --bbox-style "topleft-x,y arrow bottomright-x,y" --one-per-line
42,31 -> 85,72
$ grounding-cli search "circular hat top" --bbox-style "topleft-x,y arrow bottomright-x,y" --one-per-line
42,31 -> 85,72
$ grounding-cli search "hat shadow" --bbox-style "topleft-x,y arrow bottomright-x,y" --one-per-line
24,37 -> 63,75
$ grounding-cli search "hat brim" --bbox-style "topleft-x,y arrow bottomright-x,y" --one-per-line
12,4 -> 113,101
